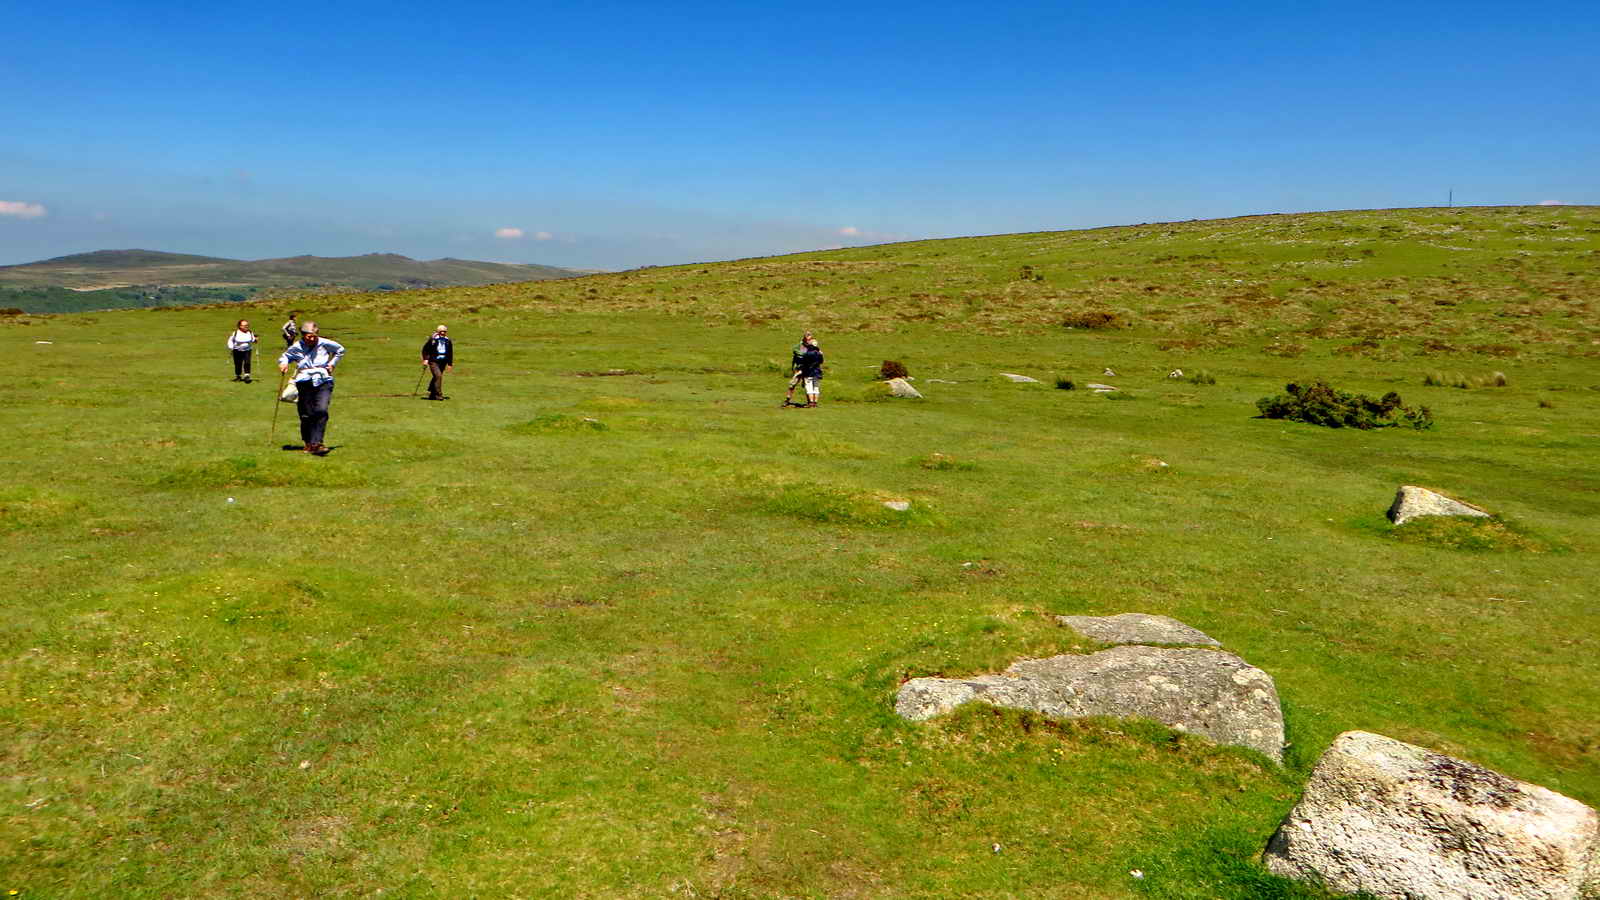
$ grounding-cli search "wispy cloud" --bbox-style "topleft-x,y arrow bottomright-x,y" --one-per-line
1538,200 -> 1568,206
838,226 -> 860,236
534,231 -> 553,241
494,227 -> 525,239
0,200 -> 47,219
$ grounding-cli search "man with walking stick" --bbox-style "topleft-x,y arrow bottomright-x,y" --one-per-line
420,324 -> 453,401
278,322 -> 345,455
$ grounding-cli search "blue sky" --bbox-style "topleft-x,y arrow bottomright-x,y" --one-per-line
2,0 -> 1595,269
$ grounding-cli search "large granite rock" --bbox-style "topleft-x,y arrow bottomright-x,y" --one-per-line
1057,613 -> 1221,647
1387,485 -> 1490,526
887,377 -> 923,398
1264,731 -> 1600,900
895,646 -> 1284,762
1000,373 -> 1040,383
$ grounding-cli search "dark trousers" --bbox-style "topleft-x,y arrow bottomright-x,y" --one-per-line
296,381 -> 334,446
232,349 -> 252,378
427,361 -> 446,399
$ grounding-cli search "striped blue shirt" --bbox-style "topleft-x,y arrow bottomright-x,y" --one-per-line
279,337 -> 346,387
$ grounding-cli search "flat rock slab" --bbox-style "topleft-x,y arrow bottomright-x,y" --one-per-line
1388,485 -> 1490,526
1085,382 -> 1118,391
895,645 -> 1284,762
887,377 -> 923,398
1057,613 -> 1221,647
1000,373 -> 1040,383
1264,731 -> 1600,900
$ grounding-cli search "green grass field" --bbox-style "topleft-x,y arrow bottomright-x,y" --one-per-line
4,206 -> 1598,897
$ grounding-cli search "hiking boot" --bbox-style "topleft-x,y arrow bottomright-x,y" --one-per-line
242,375 -> 252,383
310,444 -> 330,456
805,401 -> 818,408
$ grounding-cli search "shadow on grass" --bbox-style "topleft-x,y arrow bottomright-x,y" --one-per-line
156,455 -> 369,489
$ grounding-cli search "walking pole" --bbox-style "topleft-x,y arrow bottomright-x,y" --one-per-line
412,364 -> 427,398
271,368 -> 290,445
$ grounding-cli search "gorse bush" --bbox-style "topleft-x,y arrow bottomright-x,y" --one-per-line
1255,379 -> 1434,430
1055,376 -> 1075,390
879,359 -> 909,380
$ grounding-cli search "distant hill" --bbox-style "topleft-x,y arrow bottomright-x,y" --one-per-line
0,249 -> 586,313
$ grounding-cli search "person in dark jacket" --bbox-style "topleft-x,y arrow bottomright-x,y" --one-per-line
420,324 -> 454,400
782,330 -> 813,407
796,337 -> 823,408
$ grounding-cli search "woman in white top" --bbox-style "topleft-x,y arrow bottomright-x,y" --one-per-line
226,319 -> 258,382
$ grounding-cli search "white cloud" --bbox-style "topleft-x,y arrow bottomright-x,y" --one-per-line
534,231 -> 553,241
0,200 -> 47,219
1538,200 -> 1567,206
835,225 -> 908,244
494,227 -> 525,239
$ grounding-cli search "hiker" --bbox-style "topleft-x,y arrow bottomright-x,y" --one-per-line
782,331 -> 813,407
281,312 -> 300,348
277,321 -> 345,455
226,318 -> 257,382
420,324 -> 454,401
796,337 -> 823,408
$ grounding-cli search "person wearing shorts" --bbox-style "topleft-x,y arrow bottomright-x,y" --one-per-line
797,337 -> 823,408
783,330 -> 813,407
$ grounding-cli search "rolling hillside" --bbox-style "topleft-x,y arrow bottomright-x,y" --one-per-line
0,249 -> 587,313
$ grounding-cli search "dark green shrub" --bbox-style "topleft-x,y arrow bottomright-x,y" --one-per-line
1055,376 -> 1075,390
879,359 -> 909,380
1187,371 -> 1217,386
1255,379 -> 1433,430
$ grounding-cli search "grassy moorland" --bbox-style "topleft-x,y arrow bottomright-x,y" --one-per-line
2,206 -> 1597,898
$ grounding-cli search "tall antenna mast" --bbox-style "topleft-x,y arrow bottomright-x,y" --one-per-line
1448,189 -> 1453,208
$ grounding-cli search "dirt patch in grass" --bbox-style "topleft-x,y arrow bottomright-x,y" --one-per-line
911,452 -> 975,471
0,489 -> 87,532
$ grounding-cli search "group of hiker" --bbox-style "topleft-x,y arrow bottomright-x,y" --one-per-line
223,314 -> 822,455
223,312 -> 454,455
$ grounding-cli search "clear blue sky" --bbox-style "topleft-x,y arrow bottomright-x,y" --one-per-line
2,0 -> 1595,269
